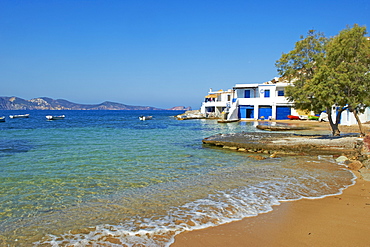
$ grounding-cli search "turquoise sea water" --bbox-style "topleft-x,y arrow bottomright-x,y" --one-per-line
0,110 -> 354,246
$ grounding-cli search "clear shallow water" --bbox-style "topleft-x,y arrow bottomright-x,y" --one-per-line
0,110 -> 354,246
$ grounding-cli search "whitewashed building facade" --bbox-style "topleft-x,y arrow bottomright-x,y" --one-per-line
227,79 -> 296,120
201,78 -> 297,120
200,89 -> 233,118
200,77 -> 370,125
335,107 -> 370,126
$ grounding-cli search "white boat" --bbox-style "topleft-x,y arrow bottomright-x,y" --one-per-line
46,115 -> 65,120
0,116 -> 5,122
139,115 -> 153,120
9,114 -> 30,118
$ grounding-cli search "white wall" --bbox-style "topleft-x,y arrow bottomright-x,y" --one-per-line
340,107 -> 370,126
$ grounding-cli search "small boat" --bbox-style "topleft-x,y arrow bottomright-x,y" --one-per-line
139,116 -> 153,120
9,114 -> 30,118
0,116 -> 5,122
46,115 -> 65,120
308,115 -> 319,120
287,115 -> 300,120
217,119 -> 239,123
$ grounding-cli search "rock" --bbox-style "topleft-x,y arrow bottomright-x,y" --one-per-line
248,155 -> 266,160
104,236 -> 122,245
203,132 -> 359,156
359,167 -> 370,181
363,135 -> 370,152
270,152 -> 279,158
345,160 -> 364,171
361,159 -> 370,169
336,156 -> 349,163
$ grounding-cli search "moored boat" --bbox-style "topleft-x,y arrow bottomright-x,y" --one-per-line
0,116 -> 5,122
46,115 -> 65,120
9,114 -> 30,118
308,115 -> 319,120
287,115 -> 300,120
139,116 -> 153,120
217,119 -> 239,123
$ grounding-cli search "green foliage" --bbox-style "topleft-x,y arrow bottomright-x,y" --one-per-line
276,24 -> 370,135
322,24 -> 370,113
275,30 -> 328,113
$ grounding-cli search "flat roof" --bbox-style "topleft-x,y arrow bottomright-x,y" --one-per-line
233,82 -> 289,89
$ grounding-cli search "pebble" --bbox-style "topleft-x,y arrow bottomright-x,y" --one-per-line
336,156 -> 349,163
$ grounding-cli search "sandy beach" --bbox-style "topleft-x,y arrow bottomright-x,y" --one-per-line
173,122 -> 370,247
173,172 -> 370,247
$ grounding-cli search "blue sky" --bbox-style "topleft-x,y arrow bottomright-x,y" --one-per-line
0,0 -> 369,109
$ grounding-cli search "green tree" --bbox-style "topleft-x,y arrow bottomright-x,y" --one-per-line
275,30 -> 336,132
276,25 -> 370,136
321,24 -> 370,136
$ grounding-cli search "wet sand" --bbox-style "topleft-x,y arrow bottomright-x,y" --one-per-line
173,122 -> 370,247
172,171 -> 370,247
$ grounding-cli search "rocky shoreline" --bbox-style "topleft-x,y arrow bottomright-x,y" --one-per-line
203,132 -> 362,156
202,128 -> 370,181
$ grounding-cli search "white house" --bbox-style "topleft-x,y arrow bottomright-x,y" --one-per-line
227,78 -> 296,120
334,107 -> 370,126
200,88 -> 233,118
200,77 -> 370,125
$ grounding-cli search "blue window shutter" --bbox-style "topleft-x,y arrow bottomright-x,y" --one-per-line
245,90 -> 251,98
264,90 -> 270,98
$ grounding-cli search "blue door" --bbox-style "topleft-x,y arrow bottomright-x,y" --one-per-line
258,106 -> 272,119
238,105 -> 254,118
276,106 -> 291,120
206,107 -> 215,113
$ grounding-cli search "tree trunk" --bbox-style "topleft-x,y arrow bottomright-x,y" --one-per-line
353,109 -> 365,137
327,107 -> 341,136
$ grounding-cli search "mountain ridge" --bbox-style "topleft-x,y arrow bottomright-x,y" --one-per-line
0,96 -> 191,111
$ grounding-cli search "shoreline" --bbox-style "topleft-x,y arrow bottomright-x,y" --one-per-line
0,119 -> 368,246
172,171 -> 370,247
173,122 -> 370,247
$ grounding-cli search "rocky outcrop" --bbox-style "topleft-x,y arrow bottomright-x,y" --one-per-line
202,132 -> 361,156
176,110 -> 204,120
203,132 -> 370,181
167,106 -> 192,111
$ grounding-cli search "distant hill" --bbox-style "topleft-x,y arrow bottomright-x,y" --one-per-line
0,97 -> 191,111
166,106 -> 192,111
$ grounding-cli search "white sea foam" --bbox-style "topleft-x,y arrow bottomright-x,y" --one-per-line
1,111 -> 356,246
34,161 -> 354,247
